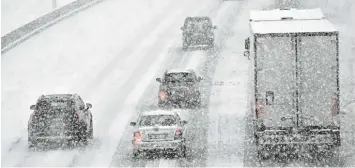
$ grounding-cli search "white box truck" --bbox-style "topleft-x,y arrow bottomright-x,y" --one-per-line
244,8 -> 340,158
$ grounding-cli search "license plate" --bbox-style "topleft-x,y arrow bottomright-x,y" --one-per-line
149,134 -> 167,139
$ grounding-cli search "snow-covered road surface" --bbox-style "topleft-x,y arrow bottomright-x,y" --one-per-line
2,0 -> 355,167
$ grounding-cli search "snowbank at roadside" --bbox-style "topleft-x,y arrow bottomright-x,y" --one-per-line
1,0 -> 76,35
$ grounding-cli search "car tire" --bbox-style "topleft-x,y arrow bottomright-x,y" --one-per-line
178,145 -> 187,158
183,38 -> 189,51
193,95 -> 202,108
208,42 -> 214,49
183,44 -> 188,51
89,118 -> 94,140
79,126 -> 89,146
133,151 -> 140,158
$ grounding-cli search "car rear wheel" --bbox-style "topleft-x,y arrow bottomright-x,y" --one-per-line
178,145 -> 186,157
183,38 -> 189,50
89,118 -> 93,140
133,151 -> 140,158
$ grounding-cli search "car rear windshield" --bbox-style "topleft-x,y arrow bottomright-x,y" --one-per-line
139,115 -> 177,127
164,73 -> 195,83
37,99 -> 75,113
186,19 -> 212,30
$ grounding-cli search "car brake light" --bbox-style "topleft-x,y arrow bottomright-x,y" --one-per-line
159,90 -> 168,100
256,99 -> 265,118
174,129 -> 183,140
134,132 -> 142,143
331,93 -> 339,116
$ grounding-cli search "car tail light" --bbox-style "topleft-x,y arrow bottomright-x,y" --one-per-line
256,99 -> 265,118
134,132 -> 142,143
159,90 -> 168,101
331,93 -> 339,116
174,129 -> 183,140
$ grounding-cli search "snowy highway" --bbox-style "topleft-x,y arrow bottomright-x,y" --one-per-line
1,0 -> 355,167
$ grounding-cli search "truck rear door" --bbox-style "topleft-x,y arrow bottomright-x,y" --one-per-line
256,35 -> 297,128
297,34 -> 339,128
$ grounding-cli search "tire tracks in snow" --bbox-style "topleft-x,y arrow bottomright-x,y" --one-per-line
110,0 -> 245,167
109,0 -> 223,167
72,0 -> 210,166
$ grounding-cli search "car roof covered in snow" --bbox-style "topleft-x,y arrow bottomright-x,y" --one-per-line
166,69 -> 193,74
249,8 -> 338,34
40,94 -> 74,100
140,109 -> 180,116
250,8 -> 325,21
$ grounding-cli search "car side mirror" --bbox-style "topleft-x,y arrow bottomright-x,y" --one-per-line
156,78 -> 162,82
130,122 -> 136,126
213,25 -> 217,29
30,105 -> 37,110
197,77 -> 203,81
181,120 -> 188,125
86,103 -> 92,109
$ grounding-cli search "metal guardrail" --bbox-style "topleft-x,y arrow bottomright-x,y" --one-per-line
1,0 -> 104,54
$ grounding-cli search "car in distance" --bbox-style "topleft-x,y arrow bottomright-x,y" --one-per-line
181,16 -> 217,50
28,94 -> 93,149
156,69 -> 203,108
130,109 -> 188,158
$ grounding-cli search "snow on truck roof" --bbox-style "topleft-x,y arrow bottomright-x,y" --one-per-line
249,8 -> 338,34
251,19 -> 337,34
250,8 -> 325,21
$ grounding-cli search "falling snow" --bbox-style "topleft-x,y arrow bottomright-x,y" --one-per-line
1,0 -> 354,167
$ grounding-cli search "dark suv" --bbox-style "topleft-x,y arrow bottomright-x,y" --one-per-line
156,69 -> 203,108
28,94 -> 93,148
181,16 -> 217,50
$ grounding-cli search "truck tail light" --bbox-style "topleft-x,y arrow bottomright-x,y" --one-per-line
174,129 -> 183,140
159,90 -> 168,101
256,99 -> 265,118
331,93 -> 339,116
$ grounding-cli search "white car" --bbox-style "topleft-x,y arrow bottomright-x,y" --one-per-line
130,109 -> 188,158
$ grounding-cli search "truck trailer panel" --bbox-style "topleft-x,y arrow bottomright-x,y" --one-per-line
255,35 -> 296,128
298,34 -> 340,128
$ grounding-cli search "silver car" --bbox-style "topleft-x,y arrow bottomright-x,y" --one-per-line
130,110 -> 188,158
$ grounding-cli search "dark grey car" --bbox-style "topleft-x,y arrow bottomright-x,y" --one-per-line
156,69 -> 203,108
28,94 -> 93,149
181,16 -> 217,50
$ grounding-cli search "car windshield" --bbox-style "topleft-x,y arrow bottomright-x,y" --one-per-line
139,115 -> 177,127
164,72 -> 195,84
37,99 -> 75,112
